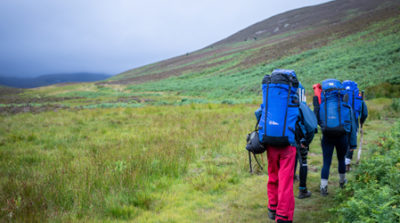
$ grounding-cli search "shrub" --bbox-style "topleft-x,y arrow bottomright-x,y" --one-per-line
333,121 -> 400,223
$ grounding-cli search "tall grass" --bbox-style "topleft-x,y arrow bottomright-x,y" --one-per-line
0,104 -> 254,221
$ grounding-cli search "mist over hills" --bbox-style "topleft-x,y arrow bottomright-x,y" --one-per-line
0,73 -> 111,88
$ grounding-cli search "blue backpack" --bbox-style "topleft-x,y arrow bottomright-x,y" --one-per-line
319,79 -> 352,136
258,69 -> 299,147
342,80 -> 362,121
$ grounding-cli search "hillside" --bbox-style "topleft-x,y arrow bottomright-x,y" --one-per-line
1,0 -> 400,222
0,73 -> 111,88
211,0 -> 395,45
1,0 -> 398,110
109,0 -> 400,93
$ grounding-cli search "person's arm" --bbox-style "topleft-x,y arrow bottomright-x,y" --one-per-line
349,109 -> 357,150
313,96 -> 320,126
255,104 -> 263,122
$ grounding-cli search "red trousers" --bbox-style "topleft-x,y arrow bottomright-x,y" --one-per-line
267,145 -> 296,222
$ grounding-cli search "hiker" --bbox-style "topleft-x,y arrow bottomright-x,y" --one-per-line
312,83 -> 322,118
314,79 -> 357,196
294,83 -> 317,199
254,69 -> 300,223
342,80 -> 368,171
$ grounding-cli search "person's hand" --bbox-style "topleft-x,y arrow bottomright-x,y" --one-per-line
301,144 -> 307,148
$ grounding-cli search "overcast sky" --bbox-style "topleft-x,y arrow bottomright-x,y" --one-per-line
0,0 -> 330,77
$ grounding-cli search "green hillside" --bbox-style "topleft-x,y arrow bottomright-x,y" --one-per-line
127,16 -> 400,102
1,0 -> 400,222
2,0 -> 397,109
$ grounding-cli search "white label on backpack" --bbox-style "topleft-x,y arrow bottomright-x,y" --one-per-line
269,121 -> 279,125
329,83 -> 334,86
346,86 -> 350,90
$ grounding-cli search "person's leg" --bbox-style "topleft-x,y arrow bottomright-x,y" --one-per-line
275,145 -> 296,222
336,135 -> 348,187
299,147 -> 308,188
294,151 -> 299,181
267,146 -> 280,216
345,145 -> 354,171
298,146 -> 311,199
320,135 -> 334,195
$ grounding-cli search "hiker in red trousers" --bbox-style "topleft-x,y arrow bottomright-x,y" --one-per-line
253,69 -> 315,223
266,145 -> 296,222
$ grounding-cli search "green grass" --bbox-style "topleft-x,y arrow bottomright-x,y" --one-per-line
0,104 -> 252,221
1,99 -> 398,222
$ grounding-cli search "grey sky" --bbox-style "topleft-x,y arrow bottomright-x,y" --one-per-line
0,0 -> 330,77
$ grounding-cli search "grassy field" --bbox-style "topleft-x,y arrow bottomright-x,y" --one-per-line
1,98 -> 398,222
1,3 -> 399,222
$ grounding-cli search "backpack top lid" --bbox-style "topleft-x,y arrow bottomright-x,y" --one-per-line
313,83 -> 322,90
342,80 -> 358,91
263,69 -> 299,87
272,69 -> 297,78
321,79 -> 343,91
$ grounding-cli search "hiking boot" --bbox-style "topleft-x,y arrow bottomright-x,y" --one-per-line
340,179 -> 348,189
320,185 -> 328,196
268,209 -> 276,220
298,188 -> 312,199
346,164 -> 351,172
277,219 -> 292,223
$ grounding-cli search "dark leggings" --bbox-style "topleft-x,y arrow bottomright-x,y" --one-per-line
321,135 -> 348,180
345,147 -> 354,160
294,147 -> 308,188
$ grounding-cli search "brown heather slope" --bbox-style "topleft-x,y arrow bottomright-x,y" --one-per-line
109,0 -> 400,85
211,0 -> 396,45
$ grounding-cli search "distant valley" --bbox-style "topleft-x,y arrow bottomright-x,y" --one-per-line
0,72 -> 111,88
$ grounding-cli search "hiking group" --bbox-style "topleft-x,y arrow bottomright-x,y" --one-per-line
245,69 -> 368,223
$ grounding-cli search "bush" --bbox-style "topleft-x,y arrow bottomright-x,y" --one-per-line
365,82 -> 400,99
391,98 -> 400,112
333,121 -> 400,223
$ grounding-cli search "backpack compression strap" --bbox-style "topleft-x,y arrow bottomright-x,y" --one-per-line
324,90 -> 327,130
264,83 -> 269,137
338,91 -> 342,129
249,151 -> 264,173
282,82 -> 292,136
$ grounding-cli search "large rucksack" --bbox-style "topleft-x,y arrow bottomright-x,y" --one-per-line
319,79 -> 352,136
258,69 -> 299,147
342,80 -> 363,121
